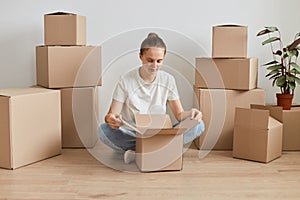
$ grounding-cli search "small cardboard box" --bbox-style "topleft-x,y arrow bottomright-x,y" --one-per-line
195,57 -> 258,90
251,104 -> 300,150
135,114 -> 198,172
61,87 -> 98,148
193,88 -> 265,150
0,87 -> 62,169
233,107 -> 283,163
36,45 -> 102,88
44,12 -> 86,46
212,25 -> 248,58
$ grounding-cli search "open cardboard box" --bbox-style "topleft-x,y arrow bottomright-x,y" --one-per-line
251,104 -> 300,150
132,114 -> 199,172
233,107 -> 283,163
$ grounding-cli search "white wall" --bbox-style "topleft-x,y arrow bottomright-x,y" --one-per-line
1,0 -> 300,123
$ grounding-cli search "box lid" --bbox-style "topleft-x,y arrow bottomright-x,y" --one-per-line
0,88 -> 57,98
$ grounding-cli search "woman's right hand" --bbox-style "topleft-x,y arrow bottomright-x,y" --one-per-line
105,113 -> 123,129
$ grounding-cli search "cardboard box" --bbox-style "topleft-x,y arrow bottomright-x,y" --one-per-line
193,88 -> 265,150
135,114 -> 198,172
212,25 -> 248,58
233,107 -> 283,163
36,45 -> 102,88
251,105 -> 300,150
61,87 -> 98,148
0,87 -> 61,169
195,57 -> 258,90
44,12 -> 86,46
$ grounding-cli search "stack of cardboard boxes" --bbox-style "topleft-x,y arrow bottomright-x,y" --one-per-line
36,12 -> 101,148
0,12 -> 102,170
194,25 -> 266,151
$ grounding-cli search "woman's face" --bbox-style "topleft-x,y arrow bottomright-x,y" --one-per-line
140,47 -> 165,76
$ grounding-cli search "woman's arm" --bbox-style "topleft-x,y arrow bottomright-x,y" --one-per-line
168,100 -> 203,122
105,99 -> 124,129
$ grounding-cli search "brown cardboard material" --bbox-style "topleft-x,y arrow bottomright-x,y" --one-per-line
0,87 -> 61,169
212,25 -> 248,58
36,45 -> 102,88
61,87 -> 98,148
251,104 -> 300,150
135,114 -> 198,172
195,57 -> 258,90
193,88 -> 265,150
44,12 -> 86,46
233,107 -> 282,163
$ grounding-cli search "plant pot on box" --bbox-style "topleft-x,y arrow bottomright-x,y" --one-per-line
257,26 -> 300,110
276,93 -> 294,110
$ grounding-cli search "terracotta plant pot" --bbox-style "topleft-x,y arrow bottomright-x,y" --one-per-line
276,93 -> 294,110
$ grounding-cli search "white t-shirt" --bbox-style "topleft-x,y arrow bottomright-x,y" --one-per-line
112,67 -> 180,125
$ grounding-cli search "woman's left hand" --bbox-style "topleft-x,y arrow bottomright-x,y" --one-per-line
189,108 -> 203,123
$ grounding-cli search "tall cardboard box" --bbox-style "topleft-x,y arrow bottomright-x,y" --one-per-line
212,25 -> 248,58
233,107 -> 283,163
44,12 -> 86,46
195,57 -> 258,90
193,88 -> 265,150
36,45 -> 102,88
0,87 -> 61,169
61,87 -> 98,148
135,114 -> 197,172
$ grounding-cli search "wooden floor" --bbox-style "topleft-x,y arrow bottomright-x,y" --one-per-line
0,141 -> 300,200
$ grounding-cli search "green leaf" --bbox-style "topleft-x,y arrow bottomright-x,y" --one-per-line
267,65 -> 282,70
276,76 -> 286,87
265,26 -> 278,32
256,28 -> 277,37
262,37 -> 280,45
291,68 -> 300,74
287,75 -> 295,82
272,77 -> 277,87
268,72 -> 281,80
291,63 -> 300,73
263,60 -> 279,66
295,76 -> 300,84
289,82 -> 295,90
266,70 -> 280,77
287,50 -> 297,57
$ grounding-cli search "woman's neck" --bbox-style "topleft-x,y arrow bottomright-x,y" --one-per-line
139,67 -> 156,83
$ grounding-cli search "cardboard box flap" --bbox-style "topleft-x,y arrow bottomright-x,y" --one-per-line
268,117 -> 283,129
45,12 -> 76,16
135,114 -> 172,129
251,104 -> 283,122
235,107 -> 269,130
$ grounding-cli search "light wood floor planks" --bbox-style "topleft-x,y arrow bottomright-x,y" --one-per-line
0,141 -> 300,200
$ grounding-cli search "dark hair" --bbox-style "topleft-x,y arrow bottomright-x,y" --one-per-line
139,33 -> 167,55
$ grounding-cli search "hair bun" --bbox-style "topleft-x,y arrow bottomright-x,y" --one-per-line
148,32 -> 158,38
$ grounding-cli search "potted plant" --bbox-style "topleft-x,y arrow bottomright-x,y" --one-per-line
257,26 -> 300,110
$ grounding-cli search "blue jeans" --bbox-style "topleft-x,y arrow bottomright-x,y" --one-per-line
98,120 -> 205,152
